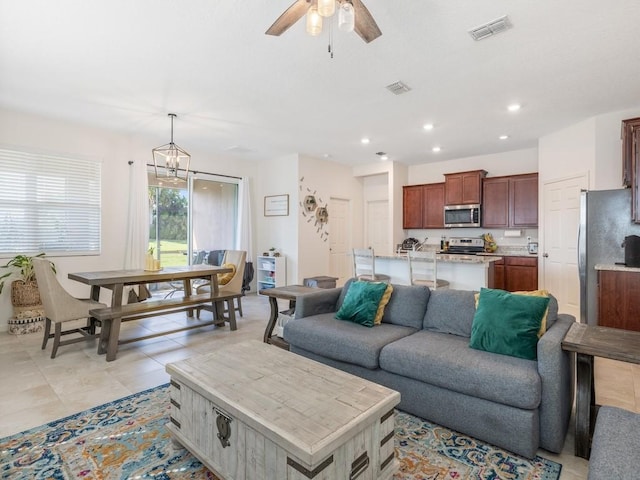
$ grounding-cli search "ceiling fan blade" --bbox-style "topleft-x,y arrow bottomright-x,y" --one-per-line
350,0 -> 382,43
266,0 -> 311,36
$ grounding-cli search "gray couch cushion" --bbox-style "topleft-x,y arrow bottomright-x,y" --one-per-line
588,406 -> 640,480
283,313 -> 417,369
381,284 -> 430,329
545,294 -> 559,330
379,330 -> 541,409
423,289 -> 477,337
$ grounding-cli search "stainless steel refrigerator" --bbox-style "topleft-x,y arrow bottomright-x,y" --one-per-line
578,188 -> 640,325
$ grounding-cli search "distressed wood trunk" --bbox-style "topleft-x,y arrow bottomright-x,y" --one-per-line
166,340 -> 400,480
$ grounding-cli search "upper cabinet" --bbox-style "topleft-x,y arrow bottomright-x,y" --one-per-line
444,170 -> 487,205
423,183 -> 445,228
402,183 -> 445,229
622,117 -> 640,222
403,185 -> 423,229
483,173 -> 538,228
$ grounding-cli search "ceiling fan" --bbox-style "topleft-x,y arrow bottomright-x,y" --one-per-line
266,0 -> 382,44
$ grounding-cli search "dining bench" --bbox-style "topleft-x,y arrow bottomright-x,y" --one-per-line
89,290 -> 242,361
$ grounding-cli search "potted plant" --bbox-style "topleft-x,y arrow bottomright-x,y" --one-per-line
0,253 -> 55,307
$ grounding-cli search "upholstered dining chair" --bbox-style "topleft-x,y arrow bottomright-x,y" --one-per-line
407,250 -> 449,290
196,250 -> 247,318
32,257 -> 107,358
352,248 -> 391,282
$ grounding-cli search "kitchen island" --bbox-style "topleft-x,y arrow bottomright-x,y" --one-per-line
375,253 -> 501,290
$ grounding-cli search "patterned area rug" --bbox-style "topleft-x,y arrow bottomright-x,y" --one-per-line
0,384 -> 561,479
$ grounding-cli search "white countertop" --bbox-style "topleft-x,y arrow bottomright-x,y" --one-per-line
595,263 -> 640,272
376,254 -> 501,264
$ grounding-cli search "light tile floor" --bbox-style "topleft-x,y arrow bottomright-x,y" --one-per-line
1,294 -> 639,479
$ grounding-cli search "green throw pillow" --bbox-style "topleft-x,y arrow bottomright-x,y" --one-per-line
469,287 -> 550,360
335,281 -> 389,327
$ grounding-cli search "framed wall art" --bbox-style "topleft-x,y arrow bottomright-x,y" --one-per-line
264,194 -> 289,216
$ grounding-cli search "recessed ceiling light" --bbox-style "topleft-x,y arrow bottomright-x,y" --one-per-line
361,137 -> 370,144
432,146 -> 441,153
499,135 -> 509,140
507,104 -> 521,112
380,155 -> 389,161
323,153 -> 331,158
423,123 -> 434,131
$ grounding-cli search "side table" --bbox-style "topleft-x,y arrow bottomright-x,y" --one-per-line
259,285 -> 318,349
561,322 -> 640,458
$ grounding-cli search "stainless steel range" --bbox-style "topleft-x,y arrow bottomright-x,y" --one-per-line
446,237 -> 485,254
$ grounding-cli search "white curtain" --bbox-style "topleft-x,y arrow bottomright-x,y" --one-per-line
237,176 -> 253,259
123,160 -> 150,301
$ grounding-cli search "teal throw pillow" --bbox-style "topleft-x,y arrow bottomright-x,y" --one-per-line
469,287 -> 550,360
335,281 -> 389,327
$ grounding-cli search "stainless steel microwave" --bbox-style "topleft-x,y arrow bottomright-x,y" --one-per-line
444,204 -> 481,228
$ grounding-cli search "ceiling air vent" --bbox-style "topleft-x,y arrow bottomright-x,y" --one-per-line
385,81 -> 411,95
468,15 -> 512,41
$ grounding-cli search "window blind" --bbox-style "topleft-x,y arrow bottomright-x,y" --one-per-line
0,147 -> 101,256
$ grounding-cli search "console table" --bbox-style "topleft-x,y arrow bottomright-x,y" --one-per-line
259,285 -> 318,349
561,322 -> 640,458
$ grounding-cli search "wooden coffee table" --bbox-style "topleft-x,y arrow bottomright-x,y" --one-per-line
561,322 -> 640,458
166,340 -> 400,480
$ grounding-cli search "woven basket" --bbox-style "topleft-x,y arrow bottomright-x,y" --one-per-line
10,280 -> 42,307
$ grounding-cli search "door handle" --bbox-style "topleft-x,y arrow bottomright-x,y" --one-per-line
543,253 -> 549,258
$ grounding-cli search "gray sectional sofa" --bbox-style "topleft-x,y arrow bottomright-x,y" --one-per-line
283,279 -> 575,459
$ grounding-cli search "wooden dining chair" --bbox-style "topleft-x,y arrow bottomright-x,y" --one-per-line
352,248 -> 391,282
32,257 -> 107,358
407,250 -> 449,290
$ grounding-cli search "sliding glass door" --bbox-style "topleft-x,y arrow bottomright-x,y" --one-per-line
148,182 -> 189,267
148,173 -> 239,269
189,177 -> 239,261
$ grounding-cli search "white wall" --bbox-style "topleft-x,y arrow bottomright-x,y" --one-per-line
0,108 -> 258,331
538,118 -> 596,188
297,155 -> 364,284
538,106 -> 640,190
255,153 -> 299,286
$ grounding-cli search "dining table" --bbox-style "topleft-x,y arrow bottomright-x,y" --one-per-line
68,264 -> 232,361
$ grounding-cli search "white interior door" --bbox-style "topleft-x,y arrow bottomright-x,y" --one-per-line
329,198 -> 351,285
542,174 -> 588,318
367,200 -> 390,255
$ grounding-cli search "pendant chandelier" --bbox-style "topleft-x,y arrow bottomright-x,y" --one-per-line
152,113 -> 190,184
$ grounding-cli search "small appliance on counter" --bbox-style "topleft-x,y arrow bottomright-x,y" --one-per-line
446,237 -> 485,255
397,237 -> 426,254
624,235 -> 640,267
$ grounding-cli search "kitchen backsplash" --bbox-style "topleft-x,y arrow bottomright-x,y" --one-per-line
406,227 -> 539,249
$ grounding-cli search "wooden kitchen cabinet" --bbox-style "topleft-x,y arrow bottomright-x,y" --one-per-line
482,177 -> 509,227
598,269 -> 640,331
422,183 -> 445,228
482,173 -> 538,228
504,256 -> 538,291
491,258 -> 505,290
444,170 -> 486,205
488,256 -> 538,291
403,185 -> 424,229
402,183 -> 445,229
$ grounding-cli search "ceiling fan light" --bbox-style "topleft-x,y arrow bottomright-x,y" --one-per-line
338,1 -> 355,32
306,6 -> 323,36
317,0 -> 336,18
